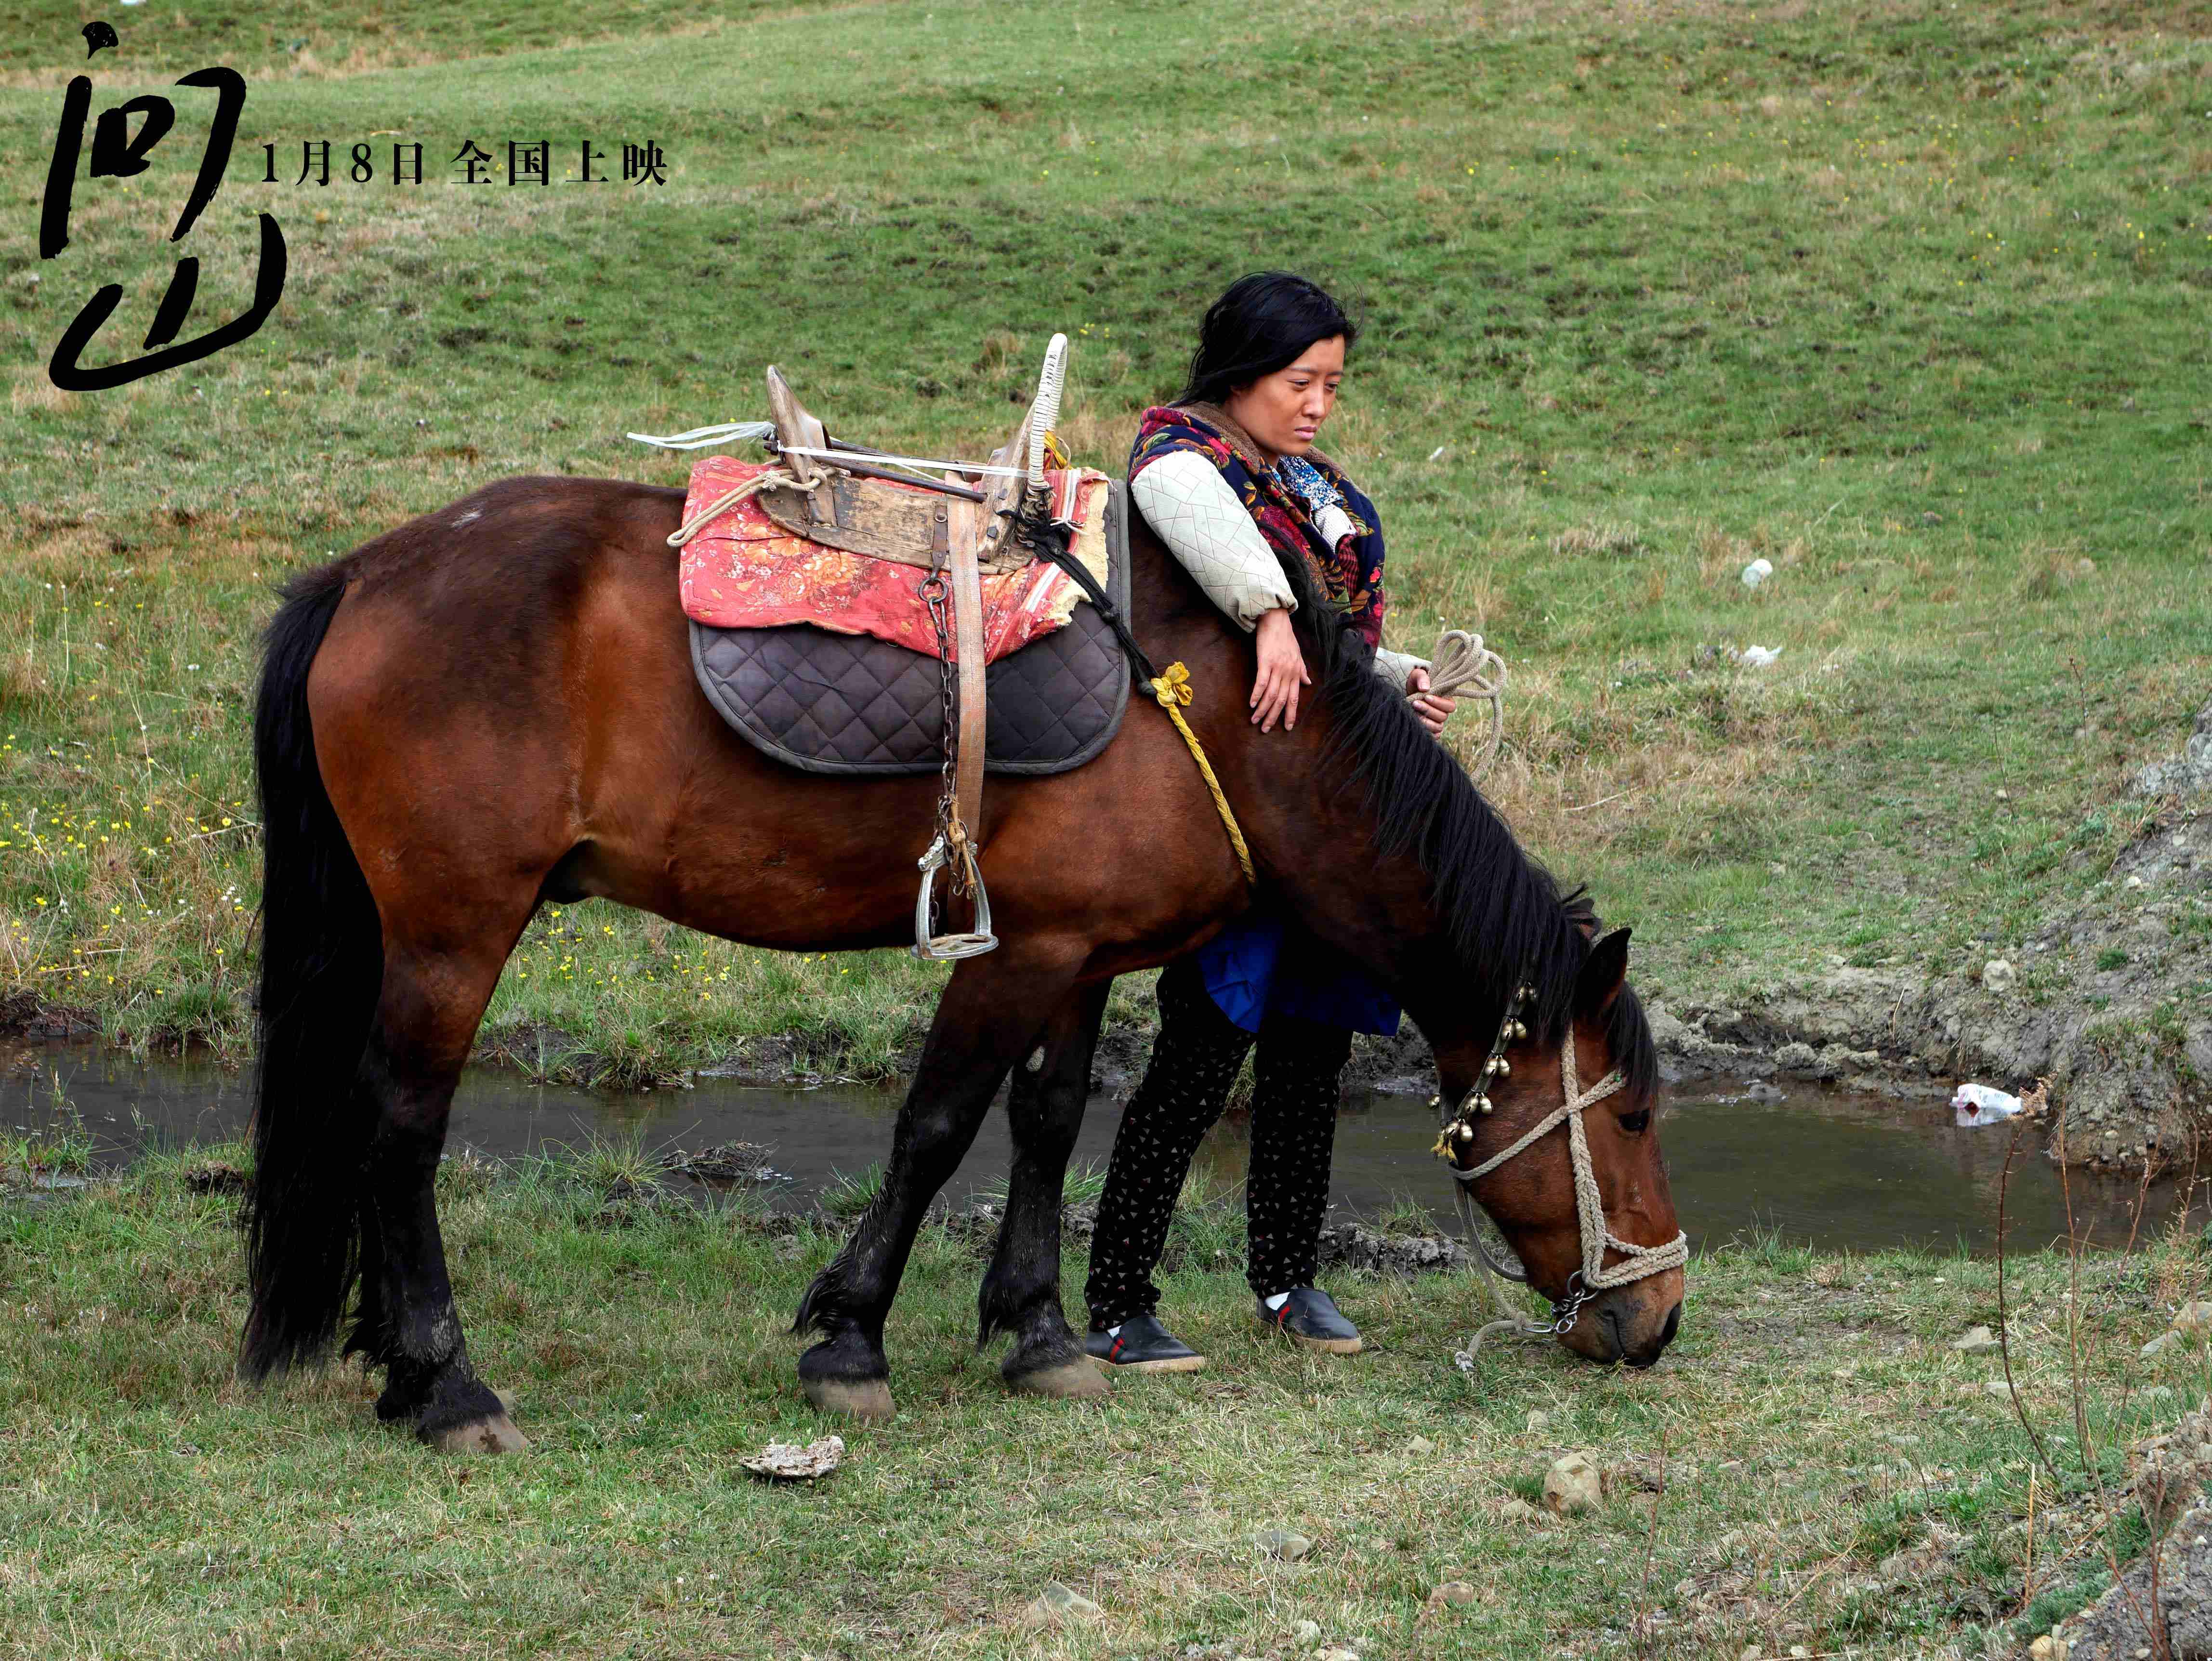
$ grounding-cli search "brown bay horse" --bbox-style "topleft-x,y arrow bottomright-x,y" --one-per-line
241,474 -> 1684,1451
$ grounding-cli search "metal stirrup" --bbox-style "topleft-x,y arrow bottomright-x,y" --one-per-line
912,831 -> 997,961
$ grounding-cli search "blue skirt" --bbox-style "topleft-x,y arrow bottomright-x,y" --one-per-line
1190,910 -> 1401,1037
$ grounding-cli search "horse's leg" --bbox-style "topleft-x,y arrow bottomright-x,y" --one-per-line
794,943 -> 1081,1420
980,980 -> 1111,1400
348,943 -> 525,1452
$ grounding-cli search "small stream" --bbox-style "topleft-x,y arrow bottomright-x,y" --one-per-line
1,1041 -> 2194,1254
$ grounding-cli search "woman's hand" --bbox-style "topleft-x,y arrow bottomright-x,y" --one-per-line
1408,666 -> 1457,738
1250,607 -> 1310,732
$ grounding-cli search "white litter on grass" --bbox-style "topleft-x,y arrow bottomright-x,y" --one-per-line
1741,557 -> 1774,587
1953,1083 -> 2024,1127
1739,645 -> 1782,668
1428,445 -> 1447,461
740,1434 -> 845,1481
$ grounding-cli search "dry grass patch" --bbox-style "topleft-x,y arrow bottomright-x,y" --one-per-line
2015,545 -> 2103,599
1550,521 -> 1647,559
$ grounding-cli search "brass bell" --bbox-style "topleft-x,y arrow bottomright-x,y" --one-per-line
1454,1121 -> 1475,1143
1427,1094 -> 1441,1109
1475,1094 -> 1494,1115
1507,1019 -> 1527,1040
1492,1057 -> 1511,1077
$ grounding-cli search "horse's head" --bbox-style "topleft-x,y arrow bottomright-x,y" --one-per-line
1435,927 -> 1685,1367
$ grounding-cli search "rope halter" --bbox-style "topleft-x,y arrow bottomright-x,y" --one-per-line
1433,979 -> 1689,1337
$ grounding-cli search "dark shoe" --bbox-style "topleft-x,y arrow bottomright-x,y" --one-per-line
1257,1286 -> 1363,1355
1085,1313 -> 1206,1374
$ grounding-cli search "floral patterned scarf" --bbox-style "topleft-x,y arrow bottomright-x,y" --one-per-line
1128,402 -> 1388,648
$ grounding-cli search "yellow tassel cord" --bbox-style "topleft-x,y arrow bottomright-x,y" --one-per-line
1149,662 -> 1256,883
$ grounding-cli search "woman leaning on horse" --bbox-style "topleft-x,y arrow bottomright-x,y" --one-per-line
1083,272 -> 1460,1375
235,265 -> 1683,1449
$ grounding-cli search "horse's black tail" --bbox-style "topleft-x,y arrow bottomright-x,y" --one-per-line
239,563 -> 385,1380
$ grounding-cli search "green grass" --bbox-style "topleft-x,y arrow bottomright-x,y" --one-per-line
4,1147 -> 2211,1657
973,1158 -> 1109,1213
0,1068 -> 95,1179
1,0 -> 2208,1076
818,1162 -> 888,1225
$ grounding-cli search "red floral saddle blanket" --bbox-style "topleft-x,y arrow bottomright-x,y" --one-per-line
676,455 -> 1114,662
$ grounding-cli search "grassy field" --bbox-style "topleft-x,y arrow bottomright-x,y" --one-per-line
0,0 -> 2208,1082
1,1140 -> 2209,1658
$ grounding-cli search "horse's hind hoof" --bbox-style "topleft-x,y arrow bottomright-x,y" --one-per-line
803,1375 -> 896,1422
427,1412 -> 530,1454
1004,1358 -> 1110,1401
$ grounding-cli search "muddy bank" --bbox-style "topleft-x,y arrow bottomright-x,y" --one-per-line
2038,1395 -> 2212,1661
932,1199 -> 1478,1278
1649,799 -> 2210,1174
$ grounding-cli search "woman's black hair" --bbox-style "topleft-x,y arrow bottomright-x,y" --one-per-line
1174,271 -> 1357,407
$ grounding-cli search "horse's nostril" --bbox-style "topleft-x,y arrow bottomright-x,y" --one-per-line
1602,1305 -> 1626,1361
1659,1302 -> 1682,1348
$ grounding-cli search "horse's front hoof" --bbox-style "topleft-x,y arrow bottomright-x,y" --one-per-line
803,1375 -> 897,1421
1004,1358 -> 1110,1401
426,1412 -> 530,1454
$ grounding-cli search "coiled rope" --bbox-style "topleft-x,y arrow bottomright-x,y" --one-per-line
1420,628 -> 1508,780
665,461 -> 823,549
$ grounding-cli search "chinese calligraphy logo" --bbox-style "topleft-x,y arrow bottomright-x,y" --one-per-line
38,26 -> 286,392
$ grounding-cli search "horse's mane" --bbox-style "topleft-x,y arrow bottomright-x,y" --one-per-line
1274,552 -> 1657,1098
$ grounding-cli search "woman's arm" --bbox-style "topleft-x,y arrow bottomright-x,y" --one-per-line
1132,451 -> 1309,731
1373,649 -> 1454,738
1372,646 -> 1427,693
1130,451 -> 1298,629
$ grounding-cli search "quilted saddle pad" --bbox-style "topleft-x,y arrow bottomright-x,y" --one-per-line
689,479 -> 1131,777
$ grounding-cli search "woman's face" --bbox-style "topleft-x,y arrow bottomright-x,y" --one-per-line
1222,335 -> 1346,461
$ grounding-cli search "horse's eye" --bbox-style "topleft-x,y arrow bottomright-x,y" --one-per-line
1619,1108 -> 1652,1134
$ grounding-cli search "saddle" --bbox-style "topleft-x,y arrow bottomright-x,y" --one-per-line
674,336 -> 1122,959
688,486 -> 1130,774
753,368 -> 1040,575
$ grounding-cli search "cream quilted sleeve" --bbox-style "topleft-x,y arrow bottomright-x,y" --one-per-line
1371,646 -> 1431,694
1130,449 -> 1298,632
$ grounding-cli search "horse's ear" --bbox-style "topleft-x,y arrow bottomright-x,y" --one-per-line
1576,926 -> 1631,1015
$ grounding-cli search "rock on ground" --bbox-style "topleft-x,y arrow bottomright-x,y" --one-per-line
1543,1451 -> 1603,1516
1251,1528 -> 1312,1561
2047,1397 -> 2212,1658
2054,1499 -> 2212,1660
1023,1581 -> 1104,1627
2133,695 -> 2212,798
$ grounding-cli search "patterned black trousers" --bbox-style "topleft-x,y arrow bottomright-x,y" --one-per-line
1084,957 -> 1355,1328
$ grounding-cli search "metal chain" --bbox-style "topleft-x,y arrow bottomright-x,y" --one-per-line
916,570 -> 972,901
1544,1271 -> 1597,1334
